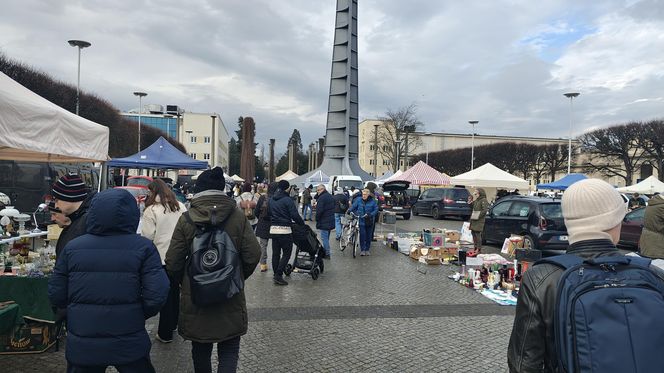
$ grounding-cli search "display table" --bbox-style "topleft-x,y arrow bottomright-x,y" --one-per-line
0,276 -> 54,323
0,303 -> 24,334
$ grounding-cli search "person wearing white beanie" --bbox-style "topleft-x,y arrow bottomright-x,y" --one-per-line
508,178 -> 664,372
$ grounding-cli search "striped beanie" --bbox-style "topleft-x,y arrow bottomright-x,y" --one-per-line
52,174 -> 89,202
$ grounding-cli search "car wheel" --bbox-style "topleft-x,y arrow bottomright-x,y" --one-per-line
523,235 -> 536,250
432,206 -> 441,220
403,213 -> 411,220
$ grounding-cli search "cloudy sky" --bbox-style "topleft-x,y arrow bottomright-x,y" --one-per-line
2,0 -> 663,154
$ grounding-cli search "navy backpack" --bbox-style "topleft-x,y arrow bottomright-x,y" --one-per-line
537,254 -> 664,373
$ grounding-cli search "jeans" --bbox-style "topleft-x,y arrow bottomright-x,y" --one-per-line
271,234 -> 293,278
67,355 -> 155,373
191,337 -> 241,373
334,213 -> 344,239
302,204 -> 312,220
157,268 -> 180,340
320,229 -> 331,255
258,237 -> 269,265
360,224 -> 373,252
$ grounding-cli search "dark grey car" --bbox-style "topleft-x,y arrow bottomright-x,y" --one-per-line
411,187 -> 471,220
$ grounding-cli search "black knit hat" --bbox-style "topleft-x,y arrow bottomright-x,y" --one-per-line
278,180 -> 290,191
194,167 -> 226,193
52,173 -> 89,202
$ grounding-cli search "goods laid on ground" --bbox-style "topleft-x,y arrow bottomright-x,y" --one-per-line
448,256 -> 523,306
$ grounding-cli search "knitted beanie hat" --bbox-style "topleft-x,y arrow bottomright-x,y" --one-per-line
278,180 -> 290,191
194,167 -> 226,193
52,174 -> 88,202
561,178 -> 626,244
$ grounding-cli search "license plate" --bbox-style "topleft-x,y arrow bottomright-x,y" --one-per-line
393,206 -> 403,210
559,235 -> 568,242
456,200 -> 466,204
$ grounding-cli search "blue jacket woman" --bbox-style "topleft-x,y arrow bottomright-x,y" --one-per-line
348,189 -> 378,255
48,188 -> 169,370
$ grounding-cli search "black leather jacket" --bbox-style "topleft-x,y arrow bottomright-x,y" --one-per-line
507,239 -> 664,373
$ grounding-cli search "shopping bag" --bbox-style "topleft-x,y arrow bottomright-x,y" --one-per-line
470,210 -> 481,220
501,238 -> 512,255
460,222 -> 473,243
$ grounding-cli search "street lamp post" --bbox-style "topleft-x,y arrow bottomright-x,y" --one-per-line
373,123 -> 379,177
424,132 -> 432,164
563,92 -> 580,174
133,91 -> 147,153
394,140 -> 402,172
210,115 -> 217,168
468,121 -> 478,170
67,40 -> 91,115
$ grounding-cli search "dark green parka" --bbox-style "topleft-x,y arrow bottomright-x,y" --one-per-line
469,188 -> 490,232
639,194 -> 664,259
165,190 -> 261,343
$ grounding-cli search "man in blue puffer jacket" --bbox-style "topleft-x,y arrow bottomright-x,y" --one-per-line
348,188 -> 378,256
48,188 -> 169,372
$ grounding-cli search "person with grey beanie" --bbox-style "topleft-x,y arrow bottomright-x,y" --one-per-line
507,179 -> 664,372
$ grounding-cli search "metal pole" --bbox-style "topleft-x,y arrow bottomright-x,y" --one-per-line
211,115 -> 216,168
138,95 -> 142,153
469,121 -> 478,170
563,92 -> 580,174
373,124 -> 379,177
76,47 -> 81,115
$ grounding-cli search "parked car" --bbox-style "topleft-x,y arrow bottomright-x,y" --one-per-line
483,196 -> 568,254
618,206 -> 645,249
381,180 -> 412,220
126,175 -> 153,189
411,187 -> 471,220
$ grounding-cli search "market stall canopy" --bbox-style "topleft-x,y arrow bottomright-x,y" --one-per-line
616,175 -> 664,195
391,161 -> 451,186
386,169 -> 403,182
231,174 -> 245,182
537,173 -> 588,191
306,170 -> 330,184
0,72 -> 109,162
375,170 -> 394,182
276,170 -> 299,182
107,137 -> 208,169
451,163 -> 530,190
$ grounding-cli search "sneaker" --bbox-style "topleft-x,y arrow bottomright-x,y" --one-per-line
324,253 -> 331,260
360,251 -> 366,256
273,277 -> 288,286
365,251 -> 371,256
156,335 -> 173,343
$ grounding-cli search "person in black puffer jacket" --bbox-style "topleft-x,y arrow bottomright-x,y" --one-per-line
48,188 -> 169,372
314,185 -> 335,258
254,182 -> 278,272
268,180 -> 305,285
333,187 -> 349,240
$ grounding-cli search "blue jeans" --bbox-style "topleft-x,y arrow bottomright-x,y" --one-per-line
334,213 -> 344,239
320,229 -> 331,256
360,224 -> 373,252
302,204 -> 312,220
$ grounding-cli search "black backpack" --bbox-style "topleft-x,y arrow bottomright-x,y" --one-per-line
183,209 -> 244,306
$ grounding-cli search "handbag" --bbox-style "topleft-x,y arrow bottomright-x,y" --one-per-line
470,210 -> 481,220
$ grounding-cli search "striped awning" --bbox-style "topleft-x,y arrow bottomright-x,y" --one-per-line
392,161 -> 451,186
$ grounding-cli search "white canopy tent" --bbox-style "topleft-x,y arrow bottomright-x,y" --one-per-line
0,72 -> 109,162
276,170 -> 299,182
230,174 -> 245,182
385,169 -> 403,182
617,175 -> 664,195
451,163 -> 530,190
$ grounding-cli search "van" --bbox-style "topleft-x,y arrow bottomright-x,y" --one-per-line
328,175 -> 363,193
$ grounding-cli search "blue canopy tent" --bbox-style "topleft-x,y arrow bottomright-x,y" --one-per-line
536,173 -> 587,190
108,137 -> 208,170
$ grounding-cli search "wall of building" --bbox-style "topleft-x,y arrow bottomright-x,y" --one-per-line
181,112 -> 229,172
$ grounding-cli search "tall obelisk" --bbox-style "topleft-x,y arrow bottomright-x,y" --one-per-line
291,0 -> 371,184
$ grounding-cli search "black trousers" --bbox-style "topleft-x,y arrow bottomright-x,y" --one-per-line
192,337 -> 241,373
271,234 -> 293,278
158,268 -> 180,340
67,355 -> 155,373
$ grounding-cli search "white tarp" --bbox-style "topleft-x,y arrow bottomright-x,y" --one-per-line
230,174 -> 245,182
386,169 -> 403,181
450,163 -> 530,190
276,170 -> 299,182
617,175 -> 664,195
0,72 -> 109,162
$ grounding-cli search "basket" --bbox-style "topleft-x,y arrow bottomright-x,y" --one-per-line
422,231 -> 445,247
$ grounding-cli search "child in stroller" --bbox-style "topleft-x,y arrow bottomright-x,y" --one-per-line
284,224 -> 325,280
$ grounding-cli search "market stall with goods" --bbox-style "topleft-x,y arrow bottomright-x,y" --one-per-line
450,163 -> 530,201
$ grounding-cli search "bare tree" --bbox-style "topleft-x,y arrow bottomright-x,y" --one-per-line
376,104 -> 424,172
636,119 -> 664,181
580,122 -> 645,185
540,144 -> 569,181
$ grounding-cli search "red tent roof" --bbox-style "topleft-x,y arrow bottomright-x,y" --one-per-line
392,161 -> 451,186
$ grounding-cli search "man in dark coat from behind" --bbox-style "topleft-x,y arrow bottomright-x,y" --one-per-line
48,188 -> 169,372
268,180 -> 305,285
314,184 -> 336,258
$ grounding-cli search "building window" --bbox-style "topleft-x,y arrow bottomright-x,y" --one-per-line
369,160 -> 373,165
203,153 -> 211,160
190,136 -> 197,143
383,159 -> 390,166
204,136 -> 211,144
189,153 -> 197,159
383,145 -> 389,151
369,145 -> 374,151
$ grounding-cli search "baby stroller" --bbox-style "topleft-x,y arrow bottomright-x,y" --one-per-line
284,224 -> 325,280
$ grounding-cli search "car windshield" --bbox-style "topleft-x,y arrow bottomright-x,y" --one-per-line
339,180 -> 364,190
128,177 -> 151,188
541,203 -> 562,219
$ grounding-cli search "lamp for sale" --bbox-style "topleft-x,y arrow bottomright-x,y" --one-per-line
32,203 -> 48,233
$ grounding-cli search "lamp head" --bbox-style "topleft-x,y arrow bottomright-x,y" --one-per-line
133,91 -> 147,98
564,92 -> 580,98
68,40 -> 91,49
468,120 -> 479,125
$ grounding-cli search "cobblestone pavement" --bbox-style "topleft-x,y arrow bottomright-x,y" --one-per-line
3,215 -> 515,372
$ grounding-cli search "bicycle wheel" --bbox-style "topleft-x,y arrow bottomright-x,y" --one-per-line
351,228 -> 359,258
339,224 -> 350,251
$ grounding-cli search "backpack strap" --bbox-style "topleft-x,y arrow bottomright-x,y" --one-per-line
182,209 -> 232,233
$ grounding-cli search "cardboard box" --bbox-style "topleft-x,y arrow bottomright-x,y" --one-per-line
445,230 -> 461,242
422,232 -> 444,247
0,321 -> 57,354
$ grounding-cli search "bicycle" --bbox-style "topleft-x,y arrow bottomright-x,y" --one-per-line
340,212 -> 360,258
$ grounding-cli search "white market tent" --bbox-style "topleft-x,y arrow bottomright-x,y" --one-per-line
617,175 -> 664,195
276,170 -> 299,182
0,72 -> 109,162
375,170 -> 394,182
386,169 -> 403,182
450,163 -> 530,190
230,174 -> 245,182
